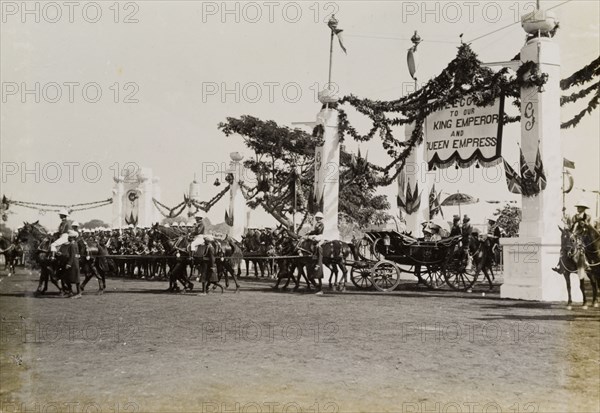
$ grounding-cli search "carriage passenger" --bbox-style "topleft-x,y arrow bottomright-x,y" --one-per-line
450,215 -> 461,237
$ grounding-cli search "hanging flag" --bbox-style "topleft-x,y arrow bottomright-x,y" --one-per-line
314,145 -> 325,205
563,158 -> 575,169
520,148 -> 535,180
520,148 -> 539,196
327,15 -> 347,54
225,209 -> 234,226
397,169 -> 407,210
407,47 -> 418,80
534,147 -> 547,191
503,160 -> 523,195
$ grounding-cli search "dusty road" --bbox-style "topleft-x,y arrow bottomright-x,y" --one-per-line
1,268 -> 598,413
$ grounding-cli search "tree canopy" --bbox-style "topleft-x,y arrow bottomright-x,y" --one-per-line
218,115 -> 390,230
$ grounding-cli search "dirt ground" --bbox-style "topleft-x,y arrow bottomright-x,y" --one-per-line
0,268 -> 599,413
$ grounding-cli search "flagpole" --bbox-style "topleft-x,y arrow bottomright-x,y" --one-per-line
328,28 -> 334,89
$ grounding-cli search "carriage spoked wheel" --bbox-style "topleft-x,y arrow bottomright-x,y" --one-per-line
443,253 -> 478,291
350,263 -> 373,290
371,260 -> 401,292
422,264 -> 446,290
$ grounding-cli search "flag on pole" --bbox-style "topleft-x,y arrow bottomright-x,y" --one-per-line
520,148 -> 535,181
503,159 -> 523,194
563,158 -> 575,169
534,147 -> 547,191
328,15 -> 347,54
429,184 -> 443,219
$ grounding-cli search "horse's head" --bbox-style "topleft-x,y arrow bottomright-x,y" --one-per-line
17,221 -> 48,243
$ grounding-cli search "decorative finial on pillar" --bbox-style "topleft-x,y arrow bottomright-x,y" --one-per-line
410,30 -> 422,50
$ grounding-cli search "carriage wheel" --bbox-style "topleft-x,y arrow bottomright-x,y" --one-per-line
443,254 -> 478,291
422,265 -> 446,290
350,263 -> 373,290
371,260 -> 401,292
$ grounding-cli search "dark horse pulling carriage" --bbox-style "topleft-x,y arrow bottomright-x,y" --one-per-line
349,230 -> 494,292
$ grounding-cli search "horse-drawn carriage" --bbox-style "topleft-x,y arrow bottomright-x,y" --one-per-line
349,230 -> 479,292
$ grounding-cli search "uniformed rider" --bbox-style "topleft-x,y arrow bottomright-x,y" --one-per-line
50,209 -> 72,255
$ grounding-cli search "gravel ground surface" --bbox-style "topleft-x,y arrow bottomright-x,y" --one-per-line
1,268 -> 599,413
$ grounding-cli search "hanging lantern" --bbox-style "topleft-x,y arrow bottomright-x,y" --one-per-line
214,178 -> 221,186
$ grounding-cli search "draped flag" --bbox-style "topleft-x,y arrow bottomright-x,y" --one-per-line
397,169 -> 407,209
328,15 -> 347,54
429,184 -> 443,220
225,208 -> 233,226
534,147 -> 547,191
314,145 -> 325,205
520,148 -> 539,196
503,159 -> 523,195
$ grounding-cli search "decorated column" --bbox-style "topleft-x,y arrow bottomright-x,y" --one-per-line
500,9 -> 574,301
227,152 -> 247,241
111,176 -> 124,229
315,93 -> 341,240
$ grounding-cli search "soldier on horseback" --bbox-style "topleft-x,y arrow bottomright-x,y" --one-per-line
553,200 -> 592,273
50,209 -> 72,256
306,212 -> 325,259
189,211 -> 207,249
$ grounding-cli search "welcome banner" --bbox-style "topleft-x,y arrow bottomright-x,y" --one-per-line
425,96 -> 504,170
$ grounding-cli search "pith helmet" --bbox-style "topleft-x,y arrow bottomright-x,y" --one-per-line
58,208 -> 69,216
315,212 -> 324,219
574,200 -> 590,209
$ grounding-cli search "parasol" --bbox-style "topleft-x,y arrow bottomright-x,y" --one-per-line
441,192 -> 479,216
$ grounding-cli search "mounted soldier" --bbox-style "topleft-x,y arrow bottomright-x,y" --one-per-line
305,211 -> 325,267
189,211 -> 207,249
50,209 -> 72,256
571,200 -> 592,235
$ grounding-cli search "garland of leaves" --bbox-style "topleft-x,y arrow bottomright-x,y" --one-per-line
152,198 -> 188,218
560,56 -> 600,129
188,185 -> 231,212
6,197 -> 113,215
152,185 -> 231,218
328,44 -> 547,183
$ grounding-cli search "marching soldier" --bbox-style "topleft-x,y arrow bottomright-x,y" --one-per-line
66,230 -> 82,298
50,209 -> 72,255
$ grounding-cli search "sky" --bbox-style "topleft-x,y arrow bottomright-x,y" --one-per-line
1,0 -> 599,232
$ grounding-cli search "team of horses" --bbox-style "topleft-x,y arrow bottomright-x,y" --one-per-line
4,220 -> 599,308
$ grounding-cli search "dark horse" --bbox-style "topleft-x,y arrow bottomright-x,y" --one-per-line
148,224 -> 243,293
16,221 -> 104,294
147,224 -> 194,292
556,224 -> 600,309
274,232 -> 357,293
0,236 -> 23,277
